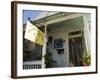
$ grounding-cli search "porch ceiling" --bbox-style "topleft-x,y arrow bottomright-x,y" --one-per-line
47,16 -> 84,32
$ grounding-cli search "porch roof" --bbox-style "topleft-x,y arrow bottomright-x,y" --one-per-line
31,12 -> 83,26
32,12 -> 74,25
33,12 -> 59,21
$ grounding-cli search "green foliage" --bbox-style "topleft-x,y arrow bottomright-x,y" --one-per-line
44,53 -> 53,68
23,40 -> 28,49
82,52 -> 91,66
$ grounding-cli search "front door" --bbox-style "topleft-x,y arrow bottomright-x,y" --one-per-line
69,37 -> 83,66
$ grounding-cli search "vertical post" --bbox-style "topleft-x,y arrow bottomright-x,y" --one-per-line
83,14 -> 91,53
42,24 -> 47,68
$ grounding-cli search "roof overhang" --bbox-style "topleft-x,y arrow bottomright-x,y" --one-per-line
32,12 -> 84,26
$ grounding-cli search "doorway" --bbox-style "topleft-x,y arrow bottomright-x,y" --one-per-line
69,35 -> 83,67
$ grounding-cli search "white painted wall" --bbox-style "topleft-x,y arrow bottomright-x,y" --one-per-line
51,32 -> 69,67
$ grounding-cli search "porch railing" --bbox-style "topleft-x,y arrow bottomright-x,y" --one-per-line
23,61 -> 42,69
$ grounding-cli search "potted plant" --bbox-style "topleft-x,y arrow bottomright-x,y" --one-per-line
82,52 -> 91,66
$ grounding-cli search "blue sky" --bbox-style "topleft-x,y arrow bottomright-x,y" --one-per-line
23,10 -> 41,24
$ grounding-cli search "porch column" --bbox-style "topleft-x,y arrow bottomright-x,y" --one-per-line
83,14 -> 91,53
42,24 -> 47,68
